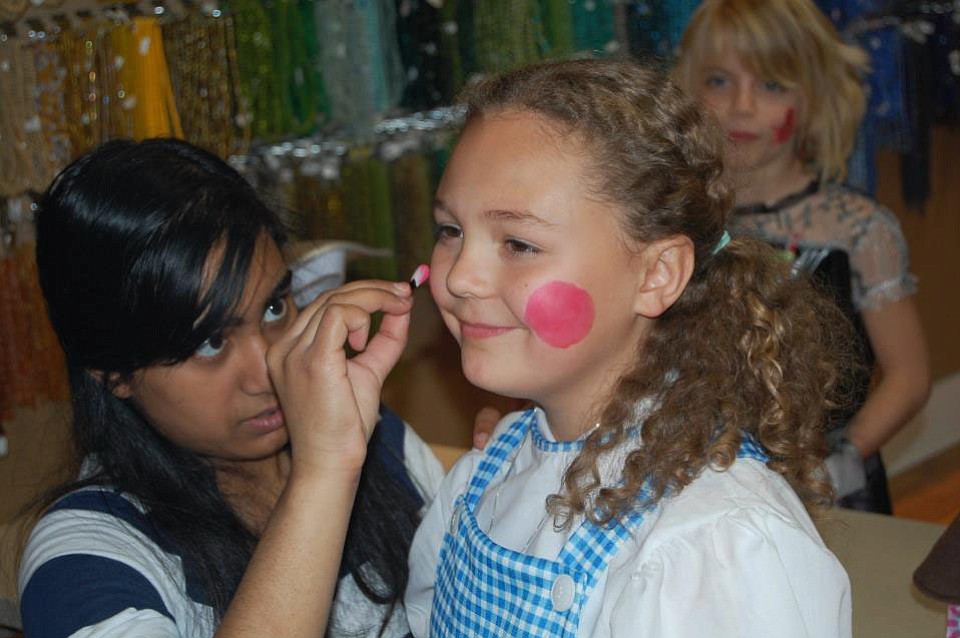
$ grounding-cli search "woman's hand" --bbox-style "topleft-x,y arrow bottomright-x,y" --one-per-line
267,279 -> 413,477
472,398 -> 531,449
473,407 -> 501,450
226,279 -> 412,638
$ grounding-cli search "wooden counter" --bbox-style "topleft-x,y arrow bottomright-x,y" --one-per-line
818,509 -> 947,637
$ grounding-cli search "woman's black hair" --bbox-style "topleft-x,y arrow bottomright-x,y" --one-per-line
32,138 -> 421,629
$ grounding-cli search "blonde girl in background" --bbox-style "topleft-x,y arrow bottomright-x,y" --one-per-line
406,58 -> 852,638
675,0 -> 931,513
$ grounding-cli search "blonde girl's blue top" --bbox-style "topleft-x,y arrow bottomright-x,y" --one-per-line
406,409 -> 852,638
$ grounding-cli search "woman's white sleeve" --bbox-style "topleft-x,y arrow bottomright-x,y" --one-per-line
401,422 -> 447,504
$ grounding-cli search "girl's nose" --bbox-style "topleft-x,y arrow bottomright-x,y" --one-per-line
444,243 -> 492,299
732,83 -> 757,114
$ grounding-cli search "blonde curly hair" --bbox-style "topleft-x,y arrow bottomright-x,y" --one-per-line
459,58 -> 856,525
673,0 -> 870,182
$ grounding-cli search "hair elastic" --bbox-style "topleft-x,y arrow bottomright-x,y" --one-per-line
712,230 -> 731,255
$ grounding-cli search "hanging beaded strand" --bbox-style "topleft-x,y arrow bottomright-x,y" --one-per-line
0,198 -> 16,422
395,0 -> 444,111
224,0 -> 282,139
571,0 -> 618,56
0,32 -> 65,196
540,0 -> 574,60
109,16 -> 183,139
0,197 -> 67,422
473,0 -> 548,75
0,39 -> 30,195
388,149 -> 435,279
265,0 -> 322,137
164,10 -> 247,157
436,0 -> 463,102
57,19 -> 104,155
28,36 -> 72,185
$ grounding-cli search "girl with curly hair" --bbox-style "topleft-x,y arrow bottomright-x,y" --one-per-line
405,58 -> 853,637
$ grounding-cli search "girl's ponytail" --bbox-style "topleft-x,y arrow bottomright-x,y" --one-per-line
555,237 -> 855,526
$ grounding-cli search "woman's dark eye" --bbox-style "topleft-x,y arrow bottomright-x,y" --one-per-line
264,297 -> 288,324
196,334 -> 226,359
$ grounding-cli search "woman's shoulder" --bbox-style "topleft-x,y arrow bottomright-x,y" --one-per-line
21,487 -> 169,589
22,487 -> 151,564
19,486 -> 212,637
374,404 -> 445,504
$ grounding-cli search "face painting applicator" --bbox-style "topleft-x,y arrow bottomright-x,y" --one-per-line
409,264 -> 430,290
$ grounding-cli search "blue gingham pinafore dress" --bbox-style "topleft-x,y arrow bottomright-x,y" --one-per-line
429,409 -> 769,638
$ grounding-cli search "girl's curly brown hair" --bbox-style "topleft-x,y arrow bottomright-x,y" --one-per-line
459,58 -> 856,525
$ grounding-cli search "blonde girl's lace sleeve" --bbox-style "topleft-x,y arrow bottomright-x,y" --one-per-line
847,198 -> 918,311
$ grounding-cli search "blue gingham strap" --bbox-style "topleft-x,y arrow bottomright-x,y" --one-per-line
463,409 -> 537,508
556,483 -> 654,588
737,433 -> 769,463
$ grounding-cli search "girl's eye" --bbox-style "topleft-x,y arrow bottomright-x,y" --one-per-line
264,297 -> 288,324
705,74 -> 728,88
505,238 -> 540,256
434,223 -> 462,242
761,80 -> 785,93
196,334 -> 226,359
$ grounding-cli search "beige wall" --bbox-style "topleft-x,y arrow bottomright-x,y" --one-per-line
875,125 -> 960,473
0,402 -> 71,606
875,126 -> 960,382
0,403 -> 72,524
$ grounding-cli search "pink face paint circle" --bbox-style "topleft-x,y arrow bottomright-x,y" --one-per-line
774,107 -> 796,144
523,281 -> 595,349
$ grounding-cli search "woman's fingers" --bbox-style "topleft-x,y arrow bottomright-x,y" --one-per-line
267,304 -> 375,473
273,281 -> 411,361
473,406 -> 502,450
266,279 -> 415,458
349,309 -> 411,387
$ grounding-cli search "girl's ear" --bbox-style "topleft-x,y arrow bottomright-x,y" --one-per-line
633,235 -> 695,319
88,370 -> 135,399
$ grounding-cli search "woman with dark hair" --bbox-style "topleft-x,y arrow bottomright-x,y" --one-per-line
17,137 -> 443,637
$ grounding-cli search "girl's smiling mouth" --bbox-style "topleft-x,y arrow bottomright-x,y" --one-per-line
728,130 -> 759,142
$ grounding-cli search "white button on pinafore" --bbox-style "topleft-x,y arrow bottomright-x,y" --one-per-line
550,574 -> 576,612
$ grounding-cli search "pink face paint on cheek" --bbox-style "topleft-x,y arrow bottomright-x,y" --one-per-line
773,107 -> 796,144
523,281 -> 595,349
